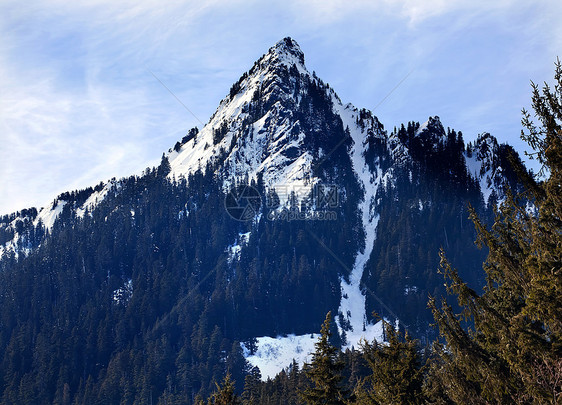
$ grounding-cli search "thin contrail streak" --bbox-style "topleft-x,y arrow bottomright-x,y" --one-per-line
147,67 -> 205,127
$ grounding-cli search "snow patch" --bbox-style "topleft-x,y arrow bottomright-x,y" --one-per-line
34,200 -> 67,231
333,102 -> 389,350
226,232 -> 251,263
404,285 -> 418,295
113,279 -> 133,304
242,334 -> 318,381
76,184 -> 110,218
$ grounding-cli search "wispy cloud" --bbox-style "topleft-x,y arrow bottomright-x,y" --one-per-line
1,0 -> 559,214
0,0 -> 216,213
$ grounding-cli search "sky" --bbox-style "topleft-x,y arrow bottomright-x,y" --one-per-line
1,0 -> 561,215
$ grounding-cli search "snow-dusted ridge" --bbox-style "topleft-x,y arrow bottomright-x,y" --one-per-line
465,132 -> 506,206
0,180 -> 116,259
168,38 -> 318,207
1,37 -> 523,383
334,103 -> 391,349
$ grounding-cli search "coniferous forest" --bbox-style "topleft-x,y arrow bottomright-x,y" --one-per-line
198,62 -> 562,405
0,50 -> 560,404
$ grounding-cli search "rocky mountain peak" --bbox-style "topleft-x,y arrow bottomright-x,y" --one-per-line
266,37 -> 305,66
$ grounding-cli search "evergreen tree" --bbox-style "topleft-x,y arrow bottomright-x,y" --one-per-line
244,337 -> 258,356
206,374 -> 241,405
241,366 -> 261,405
158,153 -> 171,177
356,321 -> 426,404
300,312 -> 347,405
428,61 -> 562,404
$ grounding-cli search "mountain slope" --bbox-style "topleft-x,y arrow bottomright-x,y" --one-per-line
0,37 -> 529,403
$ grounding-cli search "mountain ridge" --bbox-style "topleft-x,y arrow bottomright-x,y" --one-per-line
0,37 -> 531,399
0,37 -> 525,340
1,37 -> 517,228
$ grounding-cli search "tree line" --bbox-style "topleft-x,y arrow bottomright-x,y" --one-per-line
201,61 -> 562,404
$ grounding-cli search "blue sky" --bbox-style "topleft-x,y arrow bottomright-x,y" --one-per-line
1,0 -> 560,215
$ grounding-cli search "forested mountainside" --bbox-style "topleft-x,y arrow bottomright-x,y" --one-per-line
0,38 -> 531,404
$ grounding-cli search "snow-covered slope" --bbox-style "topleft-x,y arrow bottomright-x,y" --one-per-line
465,132 -> 506,205
0,201 -> 65,260
35,200 -> 67,230
168,38 -> 322,206
75,183 -> 112,218
0,181 -> 114,259
0,37 -> 528,383
334,103 -> 391,349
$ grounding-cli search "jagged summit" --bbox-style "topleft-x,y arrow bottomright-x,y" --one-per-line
233,37 -> 306,83
167,38 -> 313,198
263,37 -> 305,67
465,132 -> 524,205
167,37 -> 366,206
415,116 -> 445,137
0,37 -> 535,397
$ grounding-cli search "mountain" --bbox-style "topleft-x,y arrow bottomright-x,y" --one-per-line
0,38 -> 528,403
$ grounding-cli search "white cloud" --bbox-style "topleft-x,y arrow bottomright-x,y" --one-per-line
0,0 -> 559,213
0,0 -> 219,213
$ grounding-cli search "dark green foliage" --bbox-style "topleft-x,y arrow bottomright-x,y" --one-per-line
0,57 -> 372,403
159,153 -> 171,175
205,374 -> 241,405
230,73 -> 248,100
177,127 -> 199,150
428,61 -> 562,404
244,338 -> 258,356
362,120 -> 489,340
0,159 -> 358,404
243,360 -> 308,405
0,39 -> 539,405
300,312 -> 347,405
213,122 -> 229,145
241,367 -> 261,405
356,321 -> 426,404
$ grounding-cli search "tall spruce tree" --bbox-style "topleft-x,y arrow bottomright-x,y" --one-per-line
428,61 -> 562,404
241,366 -> 261,405
356,321 -> 426,404
204,374 -> 241,405
300,312 -> 347,405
